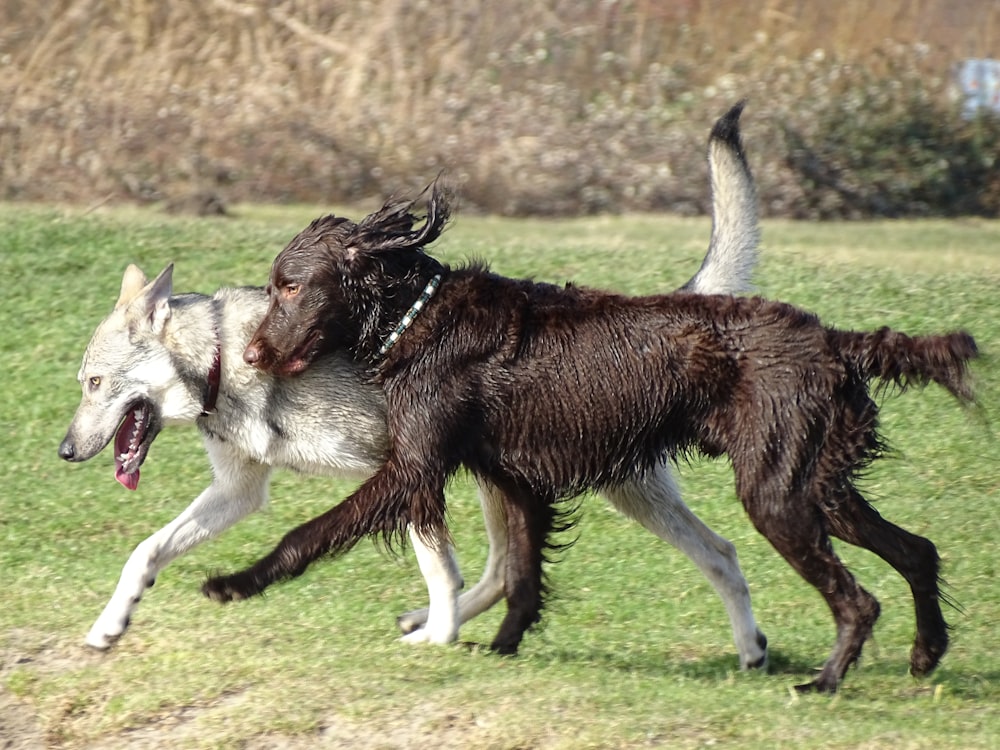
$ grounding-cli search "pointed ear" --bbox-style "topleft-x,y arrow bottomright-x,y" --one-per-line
116,264 -> 148,309
124,264 -> 174,335
145,264 -> 174,335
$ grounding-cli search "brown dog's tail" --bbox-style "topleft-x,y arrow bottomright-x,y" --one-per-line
836,327 -> 979,402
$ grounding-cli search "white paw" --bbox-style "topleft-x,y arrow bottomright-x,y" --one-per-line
420,621 -> 459,645
399,628 -> 432,645
398,623 -> 458,646
85,610 -> 129,650
85,624 -> 121,650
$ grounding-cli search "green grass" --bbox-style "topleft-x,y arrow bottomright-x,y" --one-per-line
1,204 -> 998,748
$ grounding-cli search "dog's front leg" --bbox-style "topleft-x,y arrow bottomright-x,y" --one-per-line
398,479 -> 508,637
202,457 -> 450,603
398,526 -> 463,645
87,461 -> 271,649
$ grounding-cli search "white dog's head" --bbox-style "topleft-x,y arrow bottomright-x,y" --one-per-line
58,264 -> 204,489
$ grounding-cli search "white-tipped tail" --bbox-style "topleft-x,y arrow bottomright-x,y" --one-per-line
683,101 -> 760,295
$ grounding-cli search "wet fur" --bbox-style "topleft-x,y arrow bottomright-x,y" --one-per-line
228,120 -> 977,694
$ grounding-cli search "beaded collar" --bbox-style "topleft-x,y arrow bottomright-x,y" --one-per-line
378,274 -> 442,356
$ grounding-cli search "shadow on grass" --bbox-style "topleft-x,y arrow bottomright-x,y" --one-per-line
458,639 -> 999,701
459,638 -> 822,685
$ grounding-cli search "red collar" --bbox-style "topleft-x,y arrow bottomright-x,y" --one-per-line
201,340 -> 222,416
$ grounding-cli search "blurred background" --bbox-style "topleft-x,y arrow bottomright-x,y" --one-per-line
3,0 -> 1000,218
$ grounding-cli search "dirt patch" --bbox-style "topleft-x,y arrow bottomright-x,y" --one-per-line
1,644 -> 46,750
1,631 -> 110,749
93,707 -> 507,750
0,693 -> 43,750
0,635 -> 523,750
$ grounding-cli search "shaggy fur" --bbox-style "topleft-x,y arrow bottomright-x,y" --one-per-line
217,185 -> 978,694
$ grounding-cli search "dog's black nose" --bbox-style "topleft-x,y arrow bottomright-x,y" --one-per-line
58,438 -> 76,461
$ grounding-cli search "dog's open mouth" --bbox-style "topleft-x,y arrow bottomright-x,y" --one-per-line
113,400 -> 159,490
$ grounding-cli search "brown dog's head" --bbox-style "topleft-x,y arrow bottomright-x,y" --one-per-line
244,180 -> 453,375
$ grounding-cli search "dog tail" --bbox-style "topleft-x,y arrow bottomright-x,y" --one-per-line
682,100 -> 760,295
837,327 -> 979,403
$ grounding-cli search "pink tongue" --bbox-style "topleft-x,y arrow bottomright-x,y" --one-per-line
115,464 -> 140,491
114,411 -> 142,491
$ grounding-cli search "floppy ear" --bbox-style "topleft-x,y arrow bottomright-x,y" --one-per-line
115,264 -> 148,309
350,179 -> 453,255
414,179 -> 453,247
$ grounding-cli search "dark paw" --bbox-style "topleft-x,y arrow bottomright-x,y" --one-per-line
489,640 -> 520,656
910,633 -> 949,677
794,676 -> 839,695
201,573 -> 259,603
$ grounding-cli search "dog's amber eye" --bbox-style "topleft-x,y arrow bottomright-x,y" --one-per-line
283,284 -> 300,298
89,376 -> 101,388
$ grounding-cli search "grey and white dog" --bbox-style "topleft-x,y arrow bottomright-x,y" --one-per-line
59,104 -> 767,668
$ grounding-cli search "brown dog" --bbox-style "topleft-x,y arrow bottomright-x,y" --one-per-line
211,182 -> 977,693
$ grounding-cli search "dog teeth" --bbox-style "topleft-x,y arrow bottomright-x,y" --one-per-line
118,408 -> 147,463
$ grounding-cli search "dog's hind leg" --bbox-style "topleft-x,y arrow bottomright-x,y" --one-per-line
603,467 -> 768,670
824,488 -> 949,678
741,488 -> 881,694
86,457 -> 271,649
398,527 -> 464,644
490,481 -> 556,655
398,479 -> 508,638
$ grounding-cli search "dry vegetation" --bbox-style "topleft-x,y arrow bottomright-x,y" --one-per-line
2,0 -> 1000,216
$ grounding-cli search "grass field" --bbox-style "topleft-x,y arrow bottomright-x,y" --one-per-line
1,204 -> 998,748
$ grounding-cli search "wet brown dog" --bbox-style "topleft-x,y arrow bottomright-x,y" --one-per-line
209,182 -> 977,693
